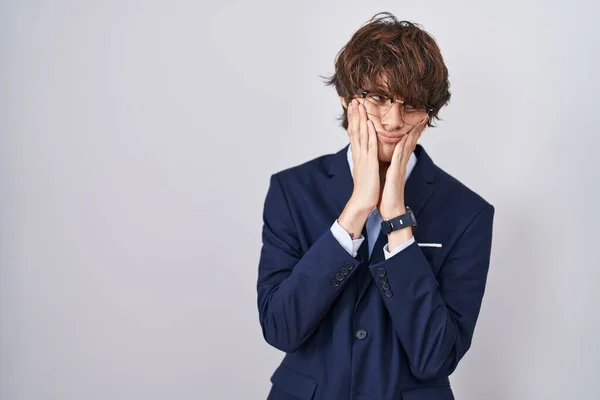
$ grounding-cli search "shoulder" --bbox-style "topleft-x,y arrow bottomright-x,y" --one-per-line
416,144 -> 494,214
268,148 -> 342,189
432,162 -> 495,222
439,164 -> 492,203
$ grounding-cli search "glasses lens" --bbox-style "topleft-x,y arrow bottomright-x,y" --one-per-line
363,94 -> 390,117
361,93 -> 429,125
402,107 -> 428,126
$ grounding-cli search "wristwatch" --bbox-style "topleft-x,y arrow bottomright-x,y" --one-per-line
380,206 -> 417,234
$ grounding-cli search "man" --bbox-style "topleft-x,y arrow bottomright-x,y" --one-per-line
257,12 -> 494,400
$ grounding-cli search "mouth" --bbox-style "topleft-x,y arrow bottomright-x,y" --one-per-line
377,131 -> 405,144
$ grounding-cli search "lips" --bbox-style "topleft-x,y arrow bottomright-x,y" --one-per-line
377,132 -> 405,143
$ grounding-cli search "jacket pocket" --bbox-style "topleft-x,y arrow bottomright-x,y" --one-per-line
417,242 -> 442,248
270,364 -> 318,400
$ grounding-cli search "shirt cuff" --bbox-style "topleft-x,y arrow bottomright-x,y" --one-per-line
330,220 -> 365,258
383,236 -> 416,259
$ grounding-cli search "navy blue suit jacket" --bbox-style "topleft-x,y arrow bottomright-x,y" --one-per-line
257,144 -> 495,400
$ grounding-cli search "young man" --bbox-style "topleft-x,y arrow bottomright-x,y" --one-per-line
257,12 -> 494,400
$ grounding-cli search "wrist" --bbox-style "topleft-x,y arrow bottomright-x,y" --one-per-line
338,200 -> 372,239
387,226 -> 413,250
380,204 -> 406,222
346,198 -> 375,218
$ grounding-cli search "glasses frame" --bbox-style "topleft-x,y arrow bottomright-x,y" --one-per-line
357,88 -> 433,126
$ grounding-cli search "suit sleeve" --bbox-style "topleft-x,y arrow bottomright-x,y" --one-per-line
256,174 -> 363,353
369,205 -> 495,380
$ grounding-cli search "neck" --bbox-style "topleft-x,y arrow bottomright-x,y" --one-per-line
378,161 -> 390,192
379,160 -> 390,176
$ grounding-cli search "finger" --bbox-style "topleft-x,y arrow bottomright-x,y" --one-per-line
401,122 -> 423,160
358,100 -> 368,154
384,139 -> 403,183
366,119 -> 378,158
402,129 -> 416,161
349,99 -> 360,149
406,120 -> 425,154
390,135 -> 407,169
347,100 -> 358,155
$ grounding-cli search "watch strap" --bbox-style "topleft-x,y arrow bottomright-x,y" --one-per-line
380,207 -> 417,234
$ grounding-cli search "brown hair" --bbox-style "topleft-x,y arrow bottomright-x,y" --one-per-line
323,12 -> 451,129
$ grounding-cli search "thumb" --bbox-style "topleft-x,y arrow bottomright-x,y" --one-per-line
386,141 -> 402,182
389,136 -> 407,170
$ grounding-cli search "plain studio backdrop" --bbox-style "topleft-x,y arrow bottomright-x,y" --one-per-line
1,0 -> 599,399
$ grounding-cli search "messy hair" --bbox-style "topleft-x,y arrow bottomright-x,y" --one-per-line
323,12 -> 451,129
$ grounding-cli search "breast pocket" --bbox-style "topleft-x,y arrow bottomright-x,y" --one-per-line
418,245 -> 444,275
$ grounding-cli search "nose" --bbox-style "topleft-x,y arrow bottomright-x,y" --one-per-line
380,102 -> 405,132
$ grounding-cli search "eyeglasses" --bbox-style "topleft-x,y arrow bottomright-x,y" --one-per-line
357,89 -> 433,126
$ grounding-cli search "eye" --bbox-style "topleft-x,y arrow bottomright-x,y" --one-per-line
403,104 -> 425,113
368,94 -> 390,103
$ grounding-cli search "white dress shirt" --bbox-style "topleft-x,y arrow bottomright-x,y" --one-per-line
330,146 -> 417,260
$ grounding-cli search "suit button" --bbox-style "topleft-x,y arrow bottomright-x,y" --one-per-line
335,273 -> 344,281
344,261 -> 354,270
379,276 -> 388,283
355,329 -> 368,340
341,267 -> 349,275
382,282 -> 390,290
384,290 -> 393,297
377,268 -> 386,276
331,279 -> 340,287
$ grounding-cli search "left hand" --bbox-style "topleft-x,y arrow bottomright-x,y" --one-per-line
379,120 -> 427,221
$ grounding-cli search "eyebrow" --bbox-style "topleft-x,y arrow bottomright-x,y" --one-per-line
364,88 -> 406,102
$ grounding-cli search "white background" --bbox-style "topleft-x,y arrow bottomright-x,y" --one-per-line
1,1 -> 599,399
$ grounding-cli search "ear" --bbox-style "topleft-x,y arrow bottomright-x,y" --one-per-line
340,96 -> 348,110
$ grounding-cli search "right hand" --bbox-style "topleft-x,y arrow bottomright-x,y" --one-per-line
347,98 -> 380,212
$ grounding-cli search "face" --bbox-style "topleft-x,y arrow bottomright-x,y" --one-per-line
340,95 -> 427,163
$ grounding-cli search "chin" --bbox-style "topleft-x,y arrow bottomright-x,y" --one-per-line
377,143 -> 396,163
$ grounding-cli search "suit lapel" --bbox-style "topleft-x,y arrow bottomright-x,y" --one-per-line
370,230 -> 388,264
404,144 -> 437,220
326,144 -> 354,218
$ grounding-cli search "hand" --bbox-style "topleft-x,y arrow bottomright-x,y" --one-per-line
346,98 -> 380,212
379,120 -> 427,221
336,99 -> 380,240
